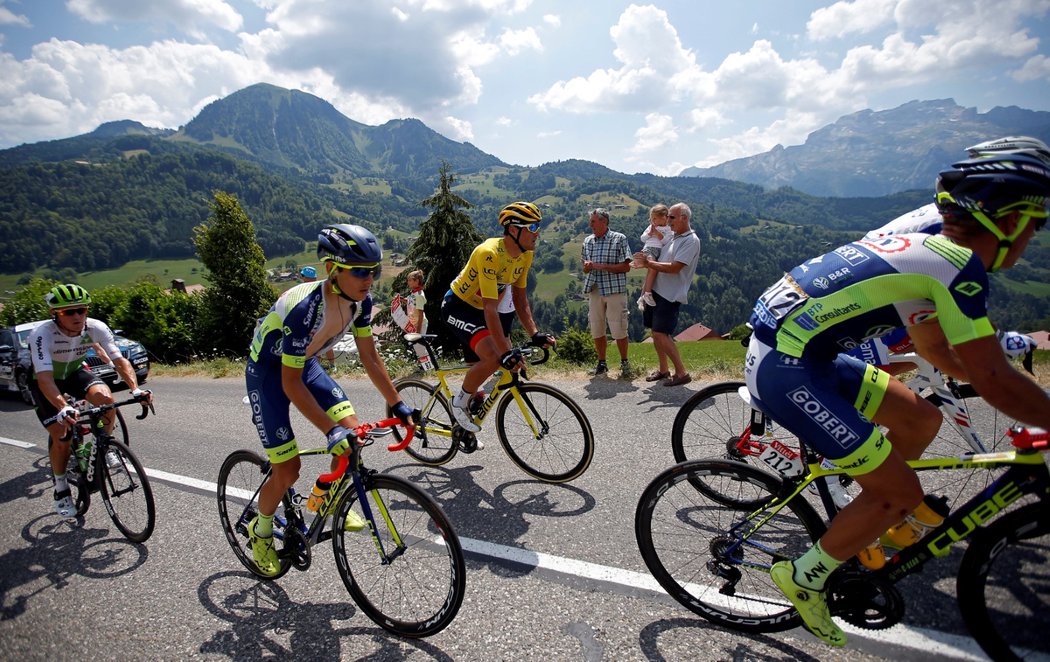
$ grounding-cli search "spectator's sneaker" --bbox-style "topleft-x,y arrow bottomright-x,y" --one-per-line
451,399 -> 481,433
770,561 -> 846,647
343,510 -> 366,532
54,489 -> 75,518
248,516 -> 281,577
637,296 -> 647,312
620,360 -> 632,377
641,291 -> 656,307
589,361 -> 608,376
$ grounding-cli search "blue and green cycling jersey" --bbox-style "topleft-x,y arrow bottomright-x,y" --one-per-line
248,281 -> 373,368
750,233 -> 995,361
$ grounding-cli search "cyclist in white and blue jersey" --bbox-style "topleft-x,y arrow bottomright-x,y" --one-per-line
745,153 -> 1050,647
847,136 -> 1050,369
244,223 -> 416,577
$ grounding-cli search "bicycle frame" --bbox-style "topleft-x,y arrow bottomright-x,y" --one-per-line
728,436 -> 1050,583
892,352 -> 987,453
404,334 -> 551,439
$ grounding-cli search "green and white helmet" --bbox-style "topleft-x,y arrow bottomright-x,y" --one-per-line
46,283 -> 91,309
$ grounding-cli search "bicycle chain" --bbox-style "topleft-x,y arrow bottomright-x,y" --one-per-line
826,567 -> 904,630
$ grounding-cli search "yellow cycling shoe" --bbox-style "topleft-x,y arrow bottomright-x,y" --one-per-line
248,516 -> 281,577
343,510 -> 367,532
770,560 -> 846,647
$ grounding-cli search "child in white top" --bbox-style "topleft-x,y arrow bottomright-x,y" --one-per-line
636,204 -> 672,311
406,269 -> 428,334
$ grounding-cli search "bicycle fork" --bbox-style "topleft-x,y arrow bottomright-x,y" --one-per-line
350,473 -> 407,564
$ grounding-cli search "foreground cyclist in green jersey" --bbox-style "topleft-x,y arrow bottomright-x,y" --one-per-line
30,284 -> 152,517
744,153 -> 1050,647
440,202 -> 556,436
245,224 -> 416,577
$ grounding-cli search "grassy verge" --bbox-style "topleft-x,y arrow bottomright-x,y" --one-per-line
148,339 -> 1050,388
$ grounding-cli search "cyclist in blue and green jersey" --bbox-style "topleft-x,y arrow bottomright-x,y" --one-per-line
744,153 -> 1050,647
30,284 -> 151,517
245,223 -> 416,577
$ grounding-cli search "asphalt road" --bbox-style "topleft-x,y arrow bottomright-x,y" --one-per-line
0,374 -> 1006,661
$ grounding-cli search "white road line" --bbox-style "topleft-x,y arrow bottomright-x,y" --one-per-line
0,437 -> 1001,660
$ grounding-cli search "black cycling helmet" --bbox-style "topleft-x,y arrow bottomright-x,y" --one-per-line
498,201 -> 542,228
936,153 -> 1050,270
317,224 -> 382,267
46,283 -> 91,309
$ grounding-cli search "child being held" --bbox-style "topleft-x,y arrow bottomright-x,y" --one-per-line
636,204 -> 671,311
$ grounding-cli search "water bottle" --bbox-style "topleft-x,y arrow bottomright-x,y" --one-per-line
306,478 -> 331,512
884,494 -> 950,548
857,540 -> 886,570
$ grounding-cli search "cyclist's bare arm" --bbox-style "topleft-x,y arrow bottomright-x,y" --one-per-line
282,363 -> 346,432
355,335 -> 403,408
909,320 -> 969,380
510,285 -> 540,337
955,335 -> 1050,429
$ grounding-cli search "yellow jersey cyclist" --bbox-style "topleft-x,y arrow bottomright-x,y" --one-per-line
440,201 -> 556,436
245,223 -> 417,577
744,153 -> 1050,647
29,284 -> 152,517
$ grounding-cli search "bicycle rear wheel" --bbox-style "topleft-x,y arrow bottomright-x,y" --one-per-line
392,378 -> 457,465
495,382 -> 593,483
216,450 -> 293,579
635,459 -> 825,632
957,503 -> 1050,662
332,474 -> 465,638
99,439 -> 155,542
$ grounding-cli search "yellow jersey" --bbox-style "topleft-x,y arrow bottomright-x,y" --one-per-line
449,237 -> 533,310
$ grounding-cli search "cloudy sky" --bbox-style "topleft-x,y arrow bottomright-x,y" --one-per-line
1,0 -> 1049,176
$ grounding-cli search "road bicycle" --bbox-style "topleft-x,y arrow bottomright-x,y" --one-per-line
635,425 -> 1050,661
47,392 -> 157,542
216,417 -> 466,638
391,333 -> 594,483
670,350 -> 1026,509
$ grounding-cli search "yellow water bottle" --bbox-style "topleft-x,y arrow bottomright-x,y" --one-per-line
884,494 -> 950,548
306,478 -> 331,512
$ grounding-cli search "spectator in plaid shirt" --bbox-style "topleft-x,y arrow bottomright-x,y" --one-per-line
581,207 -> 632,377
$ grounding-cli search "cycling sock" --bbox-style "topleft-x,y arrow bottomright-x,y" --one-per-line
54,474 -> 68,493
792,541 -> 842,591
255,513 -> 274,537
453,389 -> 472,408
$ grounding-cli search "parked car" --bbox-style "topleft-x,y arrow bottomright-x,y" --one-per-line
0,320 -> 150,405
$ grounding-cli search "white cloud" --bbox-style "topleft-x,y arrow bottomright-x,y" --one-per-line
1012,54 -> 1050,81
630,112 -> 676,153
0,4 -> 30,26
66,0 -> 243,32
440,115 -> 473,141
807,0 -> 896,41
543,14 -> 559,28
499,27 -> 541,56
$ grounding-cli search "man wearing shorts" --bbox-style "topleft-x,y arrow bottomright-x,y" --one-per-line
745,154 -> 1050,647
581,207 -> 632,377
634,203 -> 701,386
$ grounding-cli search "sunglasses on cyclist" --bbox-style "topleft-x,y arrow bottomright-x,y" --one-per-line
339,264 -> 382,279
58,307 -> 88,317
514,222 -> 541,233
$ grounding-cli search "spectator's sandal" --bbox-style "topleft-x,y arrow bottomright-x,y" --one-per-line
663,374 -> 692,387
645,370 -> 670,382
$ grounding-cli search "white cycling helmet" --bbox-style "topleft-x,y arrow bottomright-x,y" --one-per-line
966,136 -> 1050,167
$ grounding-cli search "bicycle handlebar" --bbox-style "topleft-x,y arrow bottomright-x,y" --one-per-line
318,418 -> 416,483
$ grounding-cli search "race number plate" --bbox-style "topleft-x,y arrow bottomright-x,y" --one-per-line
759,439 -> 804,477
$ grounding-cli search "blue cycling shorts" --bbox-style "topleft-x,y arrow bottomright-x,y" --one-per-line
245,358 -> 356,463
744,336 -> 893,475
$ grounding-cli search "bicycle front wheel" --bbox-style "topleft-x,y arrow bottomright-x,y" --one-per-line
392,378 -> 457,465
671,381 -> 802,467
216,450 -> 293,580
635,459 -> 825,632
99,440 -> 155,542
957,502 -> 1050,662
332,474 -> 465,638
495,382 -> 594,483
111,408 -> 130,447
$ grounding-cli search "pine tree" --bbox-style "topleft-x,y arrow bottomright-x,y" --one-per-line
407,162 -> 482,353
193,192 -> 276,356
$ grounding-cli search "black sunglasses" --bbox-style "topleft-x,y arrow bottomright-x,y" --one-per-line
58,307 -> 88,317
339,265 -> 382,279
